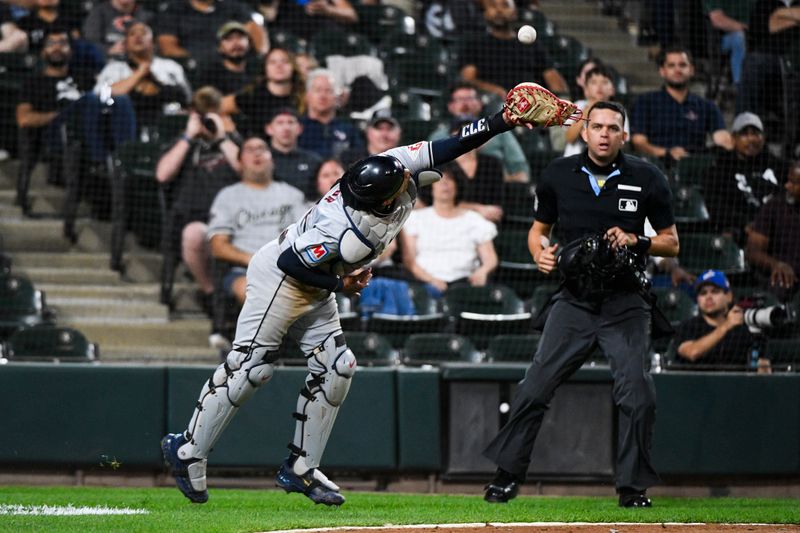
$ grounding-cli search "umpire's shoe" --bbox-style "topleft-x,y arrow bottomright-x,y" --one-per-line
618,488 -> 652,508
484,468 -> 523,503
276,459 -> 346,506
161,433 -> 209,504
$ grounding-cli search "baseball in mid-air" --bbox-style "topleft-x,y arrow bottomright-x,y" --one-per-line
517,24 -> 537,44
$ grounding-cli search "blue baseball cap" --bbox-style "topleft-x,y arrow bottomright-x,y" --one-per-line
694,269 -> 730,292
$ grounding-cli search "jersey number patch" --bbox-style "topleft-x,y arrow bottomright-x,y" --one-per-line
304,244 -> 330,264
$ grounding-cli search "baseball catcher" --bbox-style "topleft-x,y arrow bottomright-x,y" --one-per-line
161,83 -> 575,506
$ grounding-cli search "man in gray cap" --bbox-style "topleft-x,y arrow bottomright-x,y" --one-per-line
194,21 -> 253,96
339,110 -> 403,167
704,111 -> 788,245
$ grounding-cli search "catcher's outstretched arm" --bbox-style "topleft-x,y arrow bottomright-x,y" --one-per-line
430,110 -> 512,166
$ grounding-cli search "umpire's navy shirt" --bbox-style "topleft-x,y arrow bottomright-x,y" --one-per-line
630,88 -> 725,152
535,151 -> 675,246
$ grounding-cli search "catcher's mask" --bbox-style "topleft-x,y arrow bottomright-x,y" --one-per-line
340,155 -> 408,211
559,232 -> 650,296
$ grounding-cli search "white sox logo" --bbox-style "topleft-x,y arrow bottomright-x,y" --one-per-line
619,198 -> 638,212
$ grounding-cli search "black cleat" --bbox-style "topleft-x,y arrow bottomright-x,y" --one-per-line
275,459 -> 346,506
619,489 -> 652,508
484,468 -> 523,503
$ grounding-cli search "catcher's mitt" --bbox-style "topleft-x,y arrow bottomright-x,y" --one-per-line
505,82 -> 581,127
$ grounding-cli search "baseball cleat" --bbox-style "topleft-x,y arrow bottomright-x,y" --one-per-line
275,459 -> 346,506
484,468 -> 522,503
619,490 -> 652,508
161,433 -> 209,504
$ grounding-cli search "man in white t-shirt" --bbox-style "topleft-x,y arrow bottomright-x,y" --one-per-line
401,163 -> 498,296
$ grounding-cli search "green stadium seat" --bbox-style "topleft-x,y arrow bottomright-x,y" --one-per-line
651,287 -> 697,326
501,182 -> 537,225
310,30 -> 376,62
765,338 -> 800,368
544,35 -> 591,82
368,281 -> 446,348
485,334 -> 540,363
382,33 -> 453,97
674,153 -> 714,187
402,333 -> 480,365
678,233 -> 745,274
444,284 -> 532,349
527,282 -> 560,318
0,276 -> 54,340
343,331 -> 398,366
270,29 -> 307,55
1,325 -> 97,362
355,5 -> 412,45
672,186 -> 709,223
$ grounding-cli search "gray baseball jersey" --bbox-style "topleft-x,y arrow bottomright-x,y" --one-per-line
231,141 -> 435,356
207,181 -> 306,254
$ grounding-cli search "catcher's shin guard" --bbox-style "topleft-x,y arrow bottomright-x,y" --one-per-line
289,333 -> 356,471
178,347 -> 276,461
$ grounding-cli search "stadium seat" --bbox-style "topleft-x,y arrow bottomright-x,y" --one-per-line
336,293 -> 361,332
527,282 -> 560,318
485,334 -> 540,363
544,35 -> 591,83
651,287 -> 697,326
270,29 -> 307,55
501,182 -> 537,225
355,5 -> 413,45
765,338 -> 800,369
368,281 -> 446,348
382,32 -> 453,97
398,118 -> 438,146
494,228 -> 542,299
673,153 -> 714,187
444,284 -> 532,348
0,276 -> 54,340
1,325 -> 97,362
677,233 -> 745,274
309,30 -> 376,63
343,331 -> 398,366
402,333 -> 480,365
672,186 -> 709,223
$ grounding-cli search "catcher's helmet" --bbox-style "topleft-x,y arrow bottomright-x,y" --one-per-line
340,155 -> 407,210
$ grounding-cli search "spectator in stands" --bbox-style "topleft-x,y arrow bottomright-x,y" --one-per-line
313,157 -> 344,200
266,107 -> 321,199
339,110 -> 401,168
259,0 -> 357,42
737,0 -> 800,117
705,0 -> 750,87
570,57 -> 604,102
94,22 -> 191,130
563,66 -> 630,158
155,86 -> 241,309
297,68 -> 363,158
208,136 -> 306,304
674,269 -> 770,373
194,21 -> 253,97
746,162 -> 800,298
401,162 -> 498,297
17,0 -> 104,71
81,0 -> 152,58
428,82 -> 530,183
156,0 -> 267,61
15,30 -> 95,209
222,46 -> 305,137
436,118 -> 504,223
705,112 -> 787,244
459,0 -> 567,98
631,46 -> 732,162
0,2 -> 28,52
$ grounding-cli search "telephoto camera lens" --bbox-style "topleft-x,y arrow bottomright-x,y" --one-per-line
743,305 -> 789,331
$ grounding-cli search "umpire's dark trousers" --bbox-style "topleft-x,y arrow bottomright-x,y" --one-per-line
483,290 -> 660,492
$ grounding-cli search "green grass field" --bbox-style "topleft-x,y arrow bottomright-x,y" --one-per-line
0,486 -> 798,533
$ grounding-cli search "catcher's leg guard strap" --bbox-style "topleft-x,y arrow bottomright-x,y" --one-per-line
290,333 -> 356,470
179,348 -> 276,460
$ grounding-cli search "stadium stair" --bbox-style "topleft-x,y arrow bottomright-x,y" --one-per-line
0,158 -> 220,364
539,1 -> 662,93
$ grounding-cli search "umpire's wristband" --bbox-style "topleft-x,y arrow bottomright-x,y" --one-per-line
631,235 -> 652,255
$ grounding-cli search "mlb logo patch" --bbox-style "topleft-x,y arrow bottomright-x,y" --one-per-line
304,244 -> 330,263
619,198 -> 638,212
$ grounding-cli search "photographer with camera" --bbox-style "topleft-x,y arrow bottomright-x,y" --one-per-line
482,101 -> 679,508
674,269 -> 771,374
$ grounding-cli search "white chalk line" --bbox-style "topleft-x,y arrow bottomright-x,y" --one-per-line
0,504 -> 149,516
